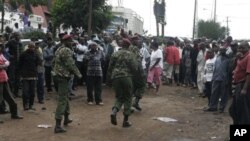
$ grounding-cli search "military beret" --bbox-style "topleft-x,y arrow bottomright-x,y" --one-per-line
62,34 -> 73,40
131,36 -> 139,40
123,38 -> 131,46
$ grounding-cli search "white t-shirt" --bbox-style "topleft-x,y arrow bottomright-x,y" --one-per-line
204,57 -> 216,82
150,49 -> 163,69
178,48 -> 183,59
76,44 -> 88,62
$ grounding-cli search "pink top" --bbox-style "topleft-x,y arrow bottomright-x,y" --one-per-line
0,54 -> 9,83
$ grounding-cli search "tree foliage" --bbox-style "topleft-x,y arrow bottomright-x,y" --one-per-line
8,0 -> 48,10
52,0 -> 113,33
198,20 -> 227,40
22,30 -> 45,39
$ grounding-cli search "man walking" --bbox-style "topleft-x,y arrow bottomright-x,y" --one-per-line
53,35 -> 82,133
107,38 -> 137,127
129,36 -> 146,111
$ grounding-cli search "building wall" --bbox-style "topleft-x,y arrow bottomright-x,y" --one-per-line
112,7 -> 144,34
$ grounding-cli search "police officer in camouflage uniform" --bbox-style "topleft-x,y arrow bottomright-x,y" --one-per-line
53,35 -> 82,133
107,38 -> 137,128
129,36 -> 146,111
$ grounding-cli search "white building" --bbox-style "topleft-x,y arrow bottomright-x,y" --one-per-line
112,7 -> 144,34
0,5 -> 44,32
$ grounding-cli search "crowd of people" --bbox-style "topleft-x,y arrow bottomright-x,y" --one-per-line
0,25 -> 250,133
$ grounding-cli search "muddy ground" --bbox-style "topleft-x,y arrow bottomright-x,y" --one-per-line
0,85 -> 232,141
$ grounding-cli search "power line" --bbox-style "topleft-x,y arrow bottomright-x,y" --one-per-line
217,15 -> 250,19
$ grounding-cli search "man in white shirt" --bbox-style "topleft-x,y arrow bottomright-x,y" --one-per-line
75,37 -> 88,85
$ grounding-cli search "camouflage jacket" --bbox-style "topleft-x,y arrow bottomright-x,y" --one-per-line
107,48 -> 138,80
129,45 -> 142,62
53,45 -> 81,78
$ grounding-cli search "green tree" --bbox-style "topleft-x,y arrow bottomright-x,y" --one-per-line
1,0 -> 48,33
198,20 -> 227,40
52,0 -> 113,34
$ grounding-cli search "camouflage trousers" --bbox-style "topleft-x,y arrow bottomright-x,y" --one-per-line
55,76 -> 70,120
132,65 -> 146,99
112,77 -> 133,116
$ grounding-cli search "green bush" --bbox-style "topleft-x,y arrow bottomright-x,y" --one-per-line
21,30 -> 46,39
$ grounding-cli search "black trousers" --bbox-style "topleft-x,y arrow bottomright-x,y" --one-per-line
8,62 -> 20,96
0,82 -> 18,116
86,76 -> 102,104
45,66 -> 52,91
229,82 -> 250,125
102,60 -> 110,83
205,82 -> 212,106
0,101 -> 6,112
75,61 -> 84,86
22,80 -> 36,108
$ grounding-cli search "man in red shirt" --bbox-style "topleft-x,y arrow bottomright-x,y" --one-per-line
230,41 -> 250,124
164,40 -> 180,85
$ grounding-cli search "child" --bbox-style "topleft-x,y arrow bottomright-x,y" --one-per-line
204,50 -> 216,106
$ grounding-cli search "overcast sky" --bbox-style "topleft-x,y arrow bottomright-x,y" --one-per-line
108,0 -> 250,39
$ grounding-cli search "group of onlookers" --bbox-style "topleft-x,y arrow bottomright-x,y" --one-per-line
1,25 -> 250,127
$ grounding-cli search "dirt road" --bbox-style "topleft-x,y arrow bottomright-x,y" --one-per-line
0,85 -> 231,141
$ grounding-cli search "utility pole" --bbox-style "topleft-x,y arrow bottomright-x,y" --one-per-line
192,0 -> 197,39
214,0 -> 217,22
161,21 -> 165,37
87,0 -> 93,36
226,16 -> 230,36
1,0 -> 5,33
118,0 -> 123,7
156,19 -> 159,36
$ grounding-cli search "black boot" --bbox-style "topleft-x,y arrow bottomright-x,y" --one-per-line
63,114 -> 73,126
54,119 -> 66,133
133,97 -> 142,111
123,115 -> 132,128
64,114 -> 73,126
110,107 -> 118,125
